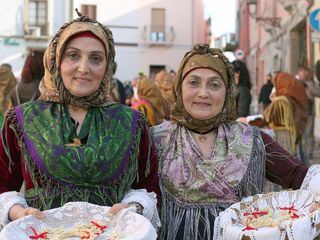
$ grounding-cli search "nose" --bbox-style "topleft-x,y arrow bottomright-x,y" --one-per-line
77,57 -> 89,74
198,85 -> 209,98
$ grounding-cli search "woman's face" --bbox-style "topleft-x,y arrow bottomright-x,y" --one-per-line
60,37 -> 107,97
182,68 -> 226,120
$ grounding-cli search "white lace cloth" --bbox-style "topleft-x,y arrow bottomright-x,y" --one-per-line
0,188 -> 160,231
214,190 -> 320,240
121,189 -> 160,229
0,201 -> 157,240
301,164 -> 320,194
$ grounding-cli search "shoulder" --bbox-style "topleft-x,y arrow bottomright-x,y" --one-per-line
151,121 -> 177,144
152,121 -> 175,136
225,121 -> 261,139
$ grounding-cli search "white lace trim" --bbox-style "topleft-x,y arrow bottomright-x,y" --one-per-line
121,189 -> 160,229
0,191 -> 28,230
301,164 -> 320,194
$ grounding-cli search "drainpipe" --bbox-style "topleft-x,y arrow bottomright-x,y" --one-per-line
306,0 -> 314,68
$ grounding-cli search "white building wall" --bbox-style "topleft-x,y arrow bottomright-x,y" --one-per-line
0,0 -> 206,82
0,0 -> 71,78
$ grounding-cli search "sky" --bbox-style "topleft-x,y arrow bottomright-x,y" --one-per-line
203,0 -> 236,37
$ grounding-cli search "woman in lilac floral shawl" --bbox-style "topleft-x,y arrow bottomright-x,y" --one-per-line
152,44 -> 320,240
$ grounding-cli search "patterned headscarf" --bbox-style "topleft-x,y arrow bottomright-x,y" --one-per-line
39,15 -> 115,107
171,44 -> 236,132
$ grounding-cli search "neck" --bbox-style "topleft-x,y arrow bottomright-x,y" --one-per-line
68,105 -> 88,128
187,128 -> 214,135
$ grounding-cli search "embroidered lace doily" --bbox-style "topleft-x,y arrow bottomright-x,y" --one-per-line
0,202 -> 157,240
214,190 -> 320,240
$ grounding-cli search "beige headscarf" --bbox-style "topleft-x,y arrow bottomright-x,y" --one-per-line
0,66 -> 17,113
39,15 -> 115,107
171,44 -> 236,133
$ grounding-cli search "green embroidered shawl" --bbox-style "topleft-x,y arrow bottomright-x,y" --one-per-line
6,100 -> 148,209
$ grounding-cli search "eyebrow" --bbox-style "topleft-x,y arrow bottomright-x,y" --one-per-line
64,47 -> 105,55
208,76 -> 223,82
188,75 -> 223,81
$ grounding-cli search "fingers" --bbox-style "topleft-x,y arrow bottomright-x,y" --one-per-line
109,203 -> 129,215
24,207 -> 45,219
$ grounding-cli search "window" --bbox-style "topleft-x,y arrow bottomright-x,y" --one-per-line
27,0 -> 48,36
81,5 -> 97,20
149,65 -> 166,79
151,8 -> 165,42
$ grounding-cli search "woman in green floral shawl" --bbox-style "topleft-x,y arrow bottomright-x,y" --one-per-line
151,44 -> 320,240
0,13 -> 160,230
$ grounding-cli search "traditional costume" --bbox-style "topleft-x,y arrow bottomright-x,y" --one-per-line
152,44 -> 317,240
0,15 -> 160,230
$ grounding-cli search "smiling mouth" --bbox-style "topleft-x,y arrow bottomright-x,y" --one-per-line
194,102 -> 210,107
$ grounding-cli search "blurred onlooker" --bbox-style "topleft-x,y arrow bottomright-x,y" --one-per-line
108,62 -> 126,104
0,64 -> 17,113
10,50 -> 44,107
169,69 -> 176,78
258,73 -> 274,111
232,59 -> 252,117
154,70 -> 174,119
131,76 -> 166,126
0,63 -> 13,71
295,65 -> 320,160
124,81 -> 134,106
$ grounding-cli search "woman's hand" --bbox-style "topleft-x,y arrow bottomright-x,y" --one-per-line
8,204 -> 44,221
109,203 -> 129,215
236,117 -> 248,124
309,202 -> 320,213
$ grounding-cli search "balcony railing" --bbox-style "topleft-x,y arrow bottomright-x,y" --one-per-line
24,23 -> 49,39
141,25 -> 175,46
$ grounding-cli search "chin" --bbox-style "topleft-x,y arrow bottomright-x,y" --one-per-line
190,114 -> 215,121
70,90 -> 96,98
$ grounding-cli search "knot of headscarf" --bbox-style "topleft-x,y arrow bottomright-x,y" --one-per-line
170,44 -> 236,133
39,15 -> 115,107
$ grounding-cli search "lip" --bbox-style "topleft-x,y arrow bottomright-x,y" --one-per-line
193,102 -> 211,107
74,77 -> 91,82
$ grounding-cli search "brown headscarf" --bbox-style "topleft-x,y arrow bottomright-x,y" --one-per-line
137,76 -> 166,124
274,72 -> 308,107
0,65 -> 17,113
154,70 -> 175,107
171,44 -> 236,132
39,15 -> 115,107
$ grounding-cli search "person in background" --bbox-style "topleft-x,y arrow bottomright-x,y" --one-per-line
0,13 -> 160,231
232,59 -> 252,117
239,72 -> 309,191
0,64 -> 17,114
258,73 -> 273,111
155,70 -> 174,120
108,61 -> 126,104
152,44 -> 320,240
0,63 -> 13,71
295,65 -> 320,160
10,50 -> 44,107
131,76 -> 166,126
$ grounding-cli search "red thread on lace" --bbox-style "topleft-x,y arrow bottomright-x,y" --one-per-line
29,227 -> 48,239
279,205 -> 300,218
90,220 -> 108,233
